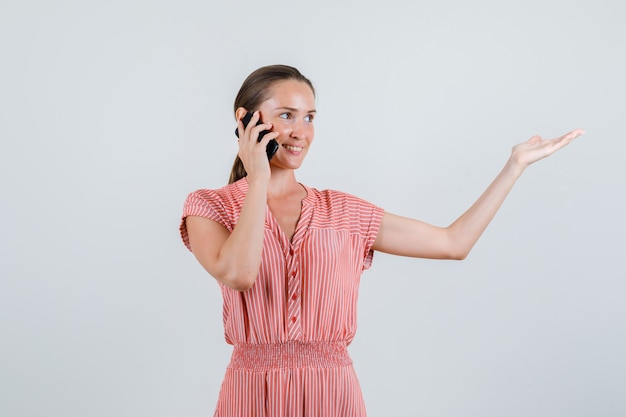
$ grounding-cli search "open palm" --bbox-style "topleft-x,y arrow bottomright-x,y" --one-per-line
512,128 -> 585,168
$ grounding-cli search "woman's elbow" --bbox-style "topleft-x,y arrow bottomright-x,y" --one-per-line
218,269 -> 257,292
449,250 -> 469,261
196,256 -> 257,291
228,277 -> 256,292
443,241 -> 471,260
437,248 -> 468,261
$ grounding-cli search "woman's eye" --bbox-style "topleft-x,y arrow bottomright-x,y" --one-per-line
279,113 -> 290,119
304,115 -> 314,122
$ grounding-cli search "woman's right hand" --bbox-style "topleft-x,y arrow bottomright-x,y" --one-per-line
236,110 -> 279,183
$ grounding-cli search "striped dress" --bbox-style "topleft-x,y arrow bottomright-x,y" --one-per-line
180,178 -> 385,417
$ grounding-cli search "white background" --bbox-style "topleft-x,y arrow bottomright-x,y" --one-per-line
1,0 -> 625,416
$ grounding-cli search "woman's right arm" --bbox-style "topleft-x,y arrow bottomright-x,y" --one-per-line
185,111 -> 277,291
186,179 -> 268,291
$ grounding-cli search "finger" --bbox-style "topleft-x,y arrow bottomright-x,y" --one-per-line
561,128 -> 585,140
239,125 -> 278,162
568,128 -> 586,140
241,111 -> 260,141
236,110 -> 250,140
250,122 -> 275,141
236,111 -> 259,142
257,130 -> 280,148
571,127 -> 586,136
248,110 -> 261,129
554,128 -> 585,146
244,112 -> 275,144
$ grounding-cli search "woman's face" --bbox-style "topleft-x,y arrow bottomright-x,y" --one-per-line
257,79 -> 316,170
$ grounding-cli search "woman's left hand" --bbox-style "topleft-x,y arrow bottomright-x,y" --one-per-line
511,128 -> 585,170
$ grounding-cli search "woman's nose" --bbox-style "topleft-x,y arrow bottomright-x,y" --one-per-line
290,119 -> 306,139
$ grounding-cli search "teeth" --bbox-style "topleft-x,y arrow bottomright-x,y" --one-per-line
283,145 -> 303,152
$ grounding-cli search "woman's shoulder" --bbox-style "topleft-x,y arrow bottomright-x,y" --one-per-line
306,185 -> 376,208
182,180 -> 249,221
186,179 -> 247,203
304,185 -> 384,234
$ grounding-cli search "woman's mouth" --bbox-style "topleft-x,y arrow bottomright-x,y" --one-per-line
283,144 -> 303,152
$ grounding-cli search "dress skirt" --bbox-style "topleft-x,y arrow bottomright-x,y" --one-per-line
214,341 -> 367,417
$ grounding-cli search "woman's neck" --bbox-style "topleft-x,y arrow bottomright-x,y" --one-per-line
266,168 -> 301,199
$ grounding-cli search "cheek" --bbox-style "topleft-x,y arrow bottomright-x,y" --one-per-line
272,125 -> 287,137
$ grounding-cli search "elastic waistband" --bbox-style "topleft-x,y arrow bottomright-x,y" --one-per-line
228,341 -> 352,370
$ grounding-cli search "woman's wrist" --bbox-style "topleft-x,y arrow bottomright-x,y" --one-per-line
246,173 -> 270,188
505,153 -> 527,180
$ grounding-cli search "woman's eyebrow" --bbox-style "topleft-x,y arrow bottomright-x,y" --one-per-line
274,106 -> 317,113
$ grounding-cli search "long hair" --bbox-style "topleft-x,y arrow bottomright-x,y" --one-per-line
228,65 -> 315,184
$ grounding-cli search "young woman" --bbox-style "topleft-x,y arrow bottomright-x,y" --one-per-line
179,65 -> 584,417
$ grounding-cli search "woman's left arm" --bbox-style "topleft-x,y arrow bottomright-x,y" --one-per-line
372,128 -> 585,260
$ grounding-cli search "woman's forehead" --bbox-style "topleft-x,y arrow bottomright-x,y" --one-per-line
263,80 -> 315,111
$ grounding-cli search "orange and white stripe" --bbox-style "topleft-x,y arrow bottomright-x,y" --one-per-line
181,178 -> 384,417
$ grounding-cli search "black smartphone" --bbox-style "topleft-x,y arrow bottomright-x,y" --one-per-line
235,112 -> 279,160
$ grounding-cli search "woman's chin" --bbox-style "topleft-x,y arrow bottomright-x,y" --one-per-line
271,155 -> 307,171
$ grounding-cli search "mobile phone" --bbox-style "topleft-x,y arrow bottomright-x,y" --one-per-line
235,112 -> 279,160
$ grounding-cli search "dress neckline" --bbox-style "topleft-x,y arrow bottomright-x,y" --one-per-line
235,178 -> 315,250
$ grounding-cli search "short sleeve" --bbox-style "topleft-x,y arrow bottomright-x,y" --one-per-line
179,189 -> 233,252
361,204 -> 385,270
325,190 -> 385,271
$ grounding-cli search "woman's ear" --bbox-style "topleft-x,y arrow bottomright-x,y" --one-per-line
235,107 -> 248,121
